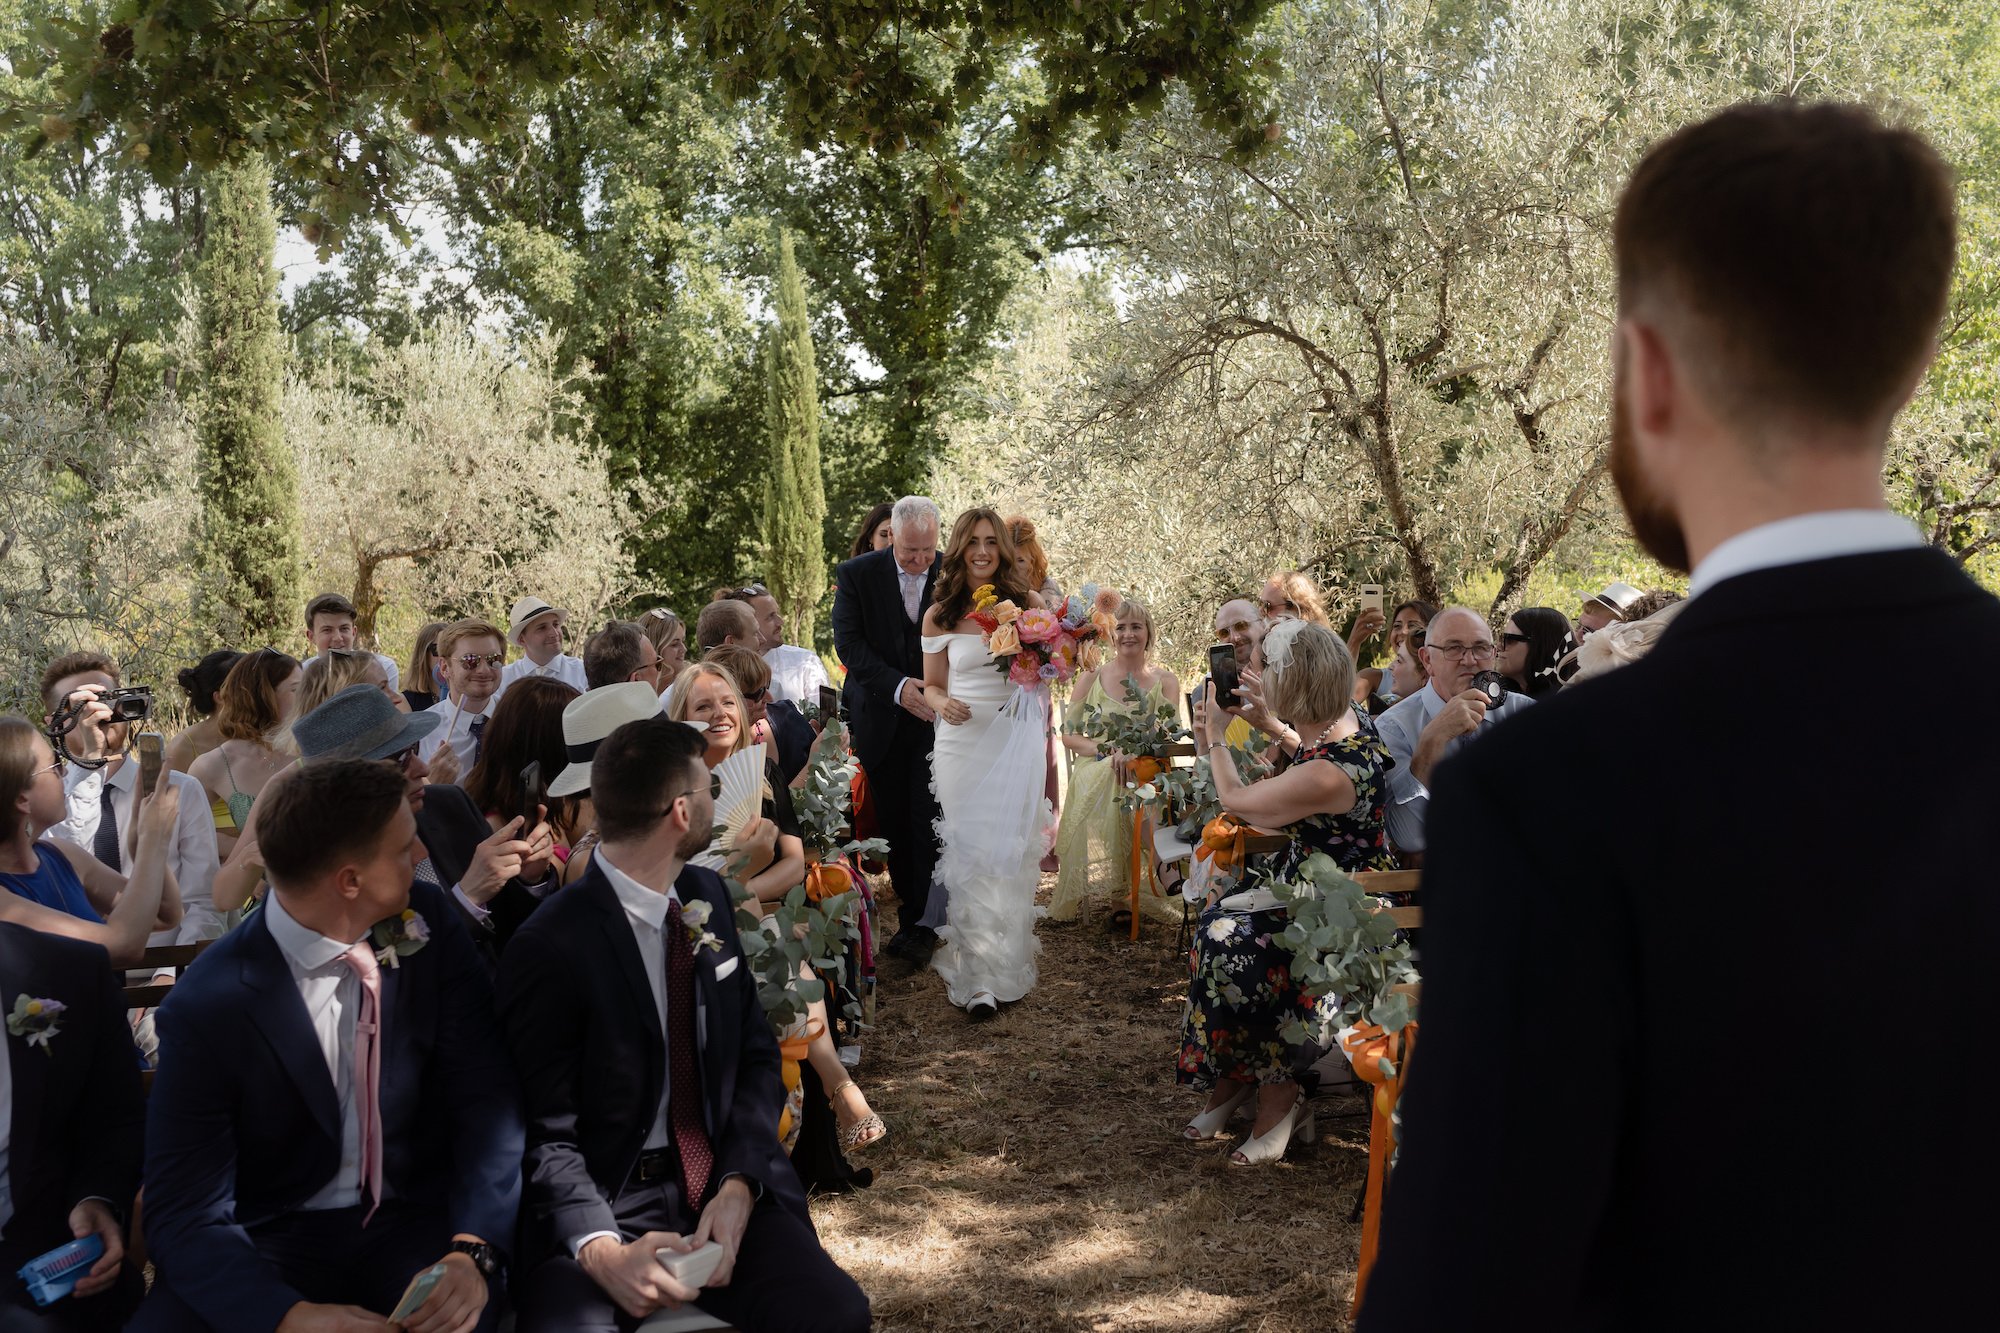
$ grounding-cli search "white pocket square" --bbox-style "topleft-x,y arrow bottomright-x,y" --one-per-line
713,956 -> 739,981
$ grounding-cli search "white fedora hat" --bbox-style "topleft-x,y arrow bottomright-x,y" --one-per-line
508,595 -> 571,646
548,682 -> 704,798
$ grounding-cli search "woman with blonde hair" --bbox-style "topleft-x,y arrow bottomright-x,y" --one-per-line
187,649 -> 300,859
665,661 -> 890,1160
1052,596 -> 1182,927
639,607 -> 688,689
1259,569 -> 1330,627
296,648 -> 408,722
402,620 -> 447,712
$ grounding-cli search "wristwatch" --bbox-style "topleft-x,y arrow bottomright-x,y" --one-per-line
450,1240 -> 506,1282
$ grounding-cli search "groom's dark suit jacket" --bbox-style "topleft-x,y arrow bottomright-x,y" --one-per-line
1358,546 -> 2000,1332
830,545 -> 939,774
494,859 -> 808,1260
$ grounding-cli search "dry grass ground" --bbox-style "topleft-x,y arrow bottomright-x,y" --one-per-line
812,877 -> 1372,1333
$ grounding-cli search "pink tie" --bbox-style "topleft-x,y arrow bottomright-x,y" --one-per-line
339,942 -> 385,1224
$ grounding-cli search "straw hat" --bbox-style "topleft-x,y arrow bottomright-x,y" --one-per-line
547,682 -> 705,797
508,595 -> 570,646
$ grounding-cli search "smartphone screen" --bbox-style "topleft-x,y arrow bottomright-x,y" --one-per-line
517,759 -> 543,828
818,684 -> 840,719
1207,644 -> 1241,712
135,732 -> 164,800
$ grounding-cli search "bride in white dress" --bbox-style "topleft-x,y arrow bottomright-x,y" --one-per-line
918,507 -> 1054,1019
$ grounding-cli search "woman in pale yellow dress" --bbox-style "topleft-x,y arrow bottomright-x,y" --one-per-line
1051,598 -> 1182,925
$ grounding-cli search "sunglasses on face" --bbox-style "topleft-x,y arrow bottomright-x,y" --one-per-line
455,653 -> 506,670
1215,620 -> 1257,641
386,745 -> 421,771
1499,632 -> 1531,646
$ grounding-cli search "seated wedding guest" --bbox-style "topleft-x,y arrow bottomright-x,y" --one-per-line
1575,580 -> 1643,639
402,620 -> 447,712
666,667 -> 884,1156
849,502 -> 896,559
1386,630 -> 1428,704
696,598 -> 761,655
638,608 -> 688,689
732,585 -> 828,707
136,760 -> 524,1333
1194,598 -> 1269,750
1362,102 -> 1985,1332
584,620 -> 662,693
1259,570 -> 1329,626
461,676 -> 582,864
1005,516 -> 1063,604
252,686 -> 555,969
1051,597 -> 1181,927
41,655 -> 219,942
1496,607 -> 1574,700
1182,621 -> 1394,1164
495,718 -> 871,1333
296,648 -> 409,721
301,592 -> 400,691
418,619 -> 509,785
186,649 -> 299,859
165,649 -> 242,774
1381,601 -> 1436,698
1373,607 -> 1532,863
0,717 -> 181,966
0,921 -> 147,1330
546,683 -> 666,887
705,645 -> 814,785
503,596 -> 589,693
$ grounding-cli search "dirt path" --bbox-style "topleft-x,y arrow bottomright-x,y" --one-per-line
812,880 -> 1371,1332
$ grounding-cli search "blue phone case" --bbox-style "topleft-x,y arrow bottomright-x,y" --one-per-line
17,1234 -> 105,1307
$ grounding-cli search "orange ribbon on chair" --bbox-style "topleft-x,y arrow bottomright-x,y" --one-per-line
1193,814 -> 1249,874
804,860 -> 850,904
1122,757 -> 1168,942
1344,1021 -> 1419,1319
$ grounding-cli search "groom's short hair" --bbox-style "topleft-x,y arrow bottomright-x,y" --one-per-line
1615,101 -> 1954,435
890,496 -> 939,536
592,717 -> 707,843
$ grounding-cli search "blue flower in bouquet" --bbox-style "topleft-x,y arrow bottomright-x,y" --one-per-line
1061,594 -> 1089,627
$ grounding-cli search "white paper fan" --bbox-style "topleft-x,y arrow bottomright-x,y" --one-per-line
692,743 -> 765,871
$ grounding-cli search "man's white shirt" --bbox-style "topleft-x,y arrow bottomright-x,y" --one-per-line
1689,509 -> 1923,598
416,695 -> 500,775
500,653 -> 588,694
764,643 -> 829,704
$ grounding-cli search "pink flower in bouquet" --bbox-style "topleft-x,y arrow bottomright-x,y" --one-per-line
1016,607 -> 1062,645
1009,652 -> 1044,688
1093,586 -> 1122,616
987,622 -> 1022,657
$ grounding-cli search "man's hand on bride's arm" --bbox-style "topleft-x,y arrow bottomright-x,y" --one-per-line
899,679 -> 937,721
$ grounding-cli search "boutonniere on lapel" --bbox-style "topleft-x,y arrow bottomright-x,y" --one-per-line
6,995 -> 65,1053
679,899 -> 724,954
368,908 -> 431,969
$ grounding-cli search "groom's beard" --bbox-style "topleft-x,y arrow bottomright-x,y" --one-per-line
1609,365 -> 1692,576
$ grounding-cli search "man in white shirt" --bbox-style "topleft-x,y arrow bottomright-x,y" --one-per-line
301,591 -> 401,691
733,583 -> 829,705
134,760 -> 522,1333
501,596 -> 588,693
39,653 -> 220,943
417,618 -> 509,783
1372,607 -> 1533,862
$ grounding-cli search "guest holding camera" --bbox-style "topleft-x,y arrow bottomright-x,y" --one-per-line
1180,621 -> 1395,1165
1373,608 -> 1533,863
186,649 -> 300,860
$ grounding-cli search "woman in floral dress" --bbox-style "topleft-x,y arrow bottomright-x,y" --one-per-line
1178,621 -> 1396,1165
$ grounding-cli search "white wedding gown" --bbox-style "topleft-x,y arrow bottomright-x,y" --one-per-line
920,632 -> 1052,1005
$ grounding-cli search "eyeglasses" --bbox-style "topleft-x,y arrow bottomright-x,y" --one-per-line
1214,619 -> 1257,641
642,608 -> 679,623
1261,599 -> 1297,617
745,686 -> 771,702
729,583 -> 769,600
34,756 -> 65,779
1426,641 -> 1497,661
1498,632 -> 1531,646
385,745 -> 421,771
665,772 -> 725,809
455,653 -> 506,670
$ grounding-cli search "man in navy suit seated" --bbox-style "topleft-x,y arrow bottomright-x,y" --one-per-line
497,716 -> 869,1332
135,760 -> 524,1333
0,924 -> 144,1330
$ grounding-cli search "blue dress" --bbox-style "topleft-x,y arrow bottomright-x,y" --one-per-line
2,843 -> 103,922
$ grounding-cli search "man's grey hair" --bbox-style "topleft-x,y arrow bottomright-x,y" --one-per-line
890,496 -> 940,537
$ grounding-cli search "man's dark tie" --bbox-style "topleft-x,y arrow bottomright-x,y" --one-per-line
93,780 -> 122,871
468,714 -> 488,765
664,899 -> 714,1210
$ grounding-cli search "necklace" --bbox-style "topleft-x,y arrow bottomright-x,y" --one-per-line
1303,717 -> 1342,752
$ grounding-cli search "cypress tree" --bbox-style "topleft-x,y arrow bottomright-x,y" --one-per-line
761,228 -> 827,647
196,156 -> 300,644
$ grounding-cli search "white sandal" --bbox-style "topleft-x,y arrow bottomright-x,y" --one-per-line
1182,1080 -> 1254,1140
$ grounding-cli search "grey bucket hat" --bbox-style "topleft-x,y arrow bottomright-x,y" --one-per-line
292,683 -> 440,762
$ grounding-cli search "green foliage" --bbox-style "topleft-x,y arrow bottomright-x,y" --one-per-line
41,0 -> 1282,241
730,879 -> 863,1030
790,718 -> 889,865
195,156 -> 298,645
1267,852 -> 1418,1040
761,229 -> 827,647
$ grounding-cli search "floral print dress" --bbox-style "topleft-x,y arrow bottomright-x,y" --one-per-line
1177,724 -> 1396,1089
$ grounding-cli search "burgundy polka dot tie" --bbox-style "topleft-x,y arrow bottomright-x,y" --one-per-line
664,899 -> 714,1210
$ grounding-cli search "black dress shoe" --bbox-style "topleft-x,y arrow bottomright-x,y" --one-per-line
904,931 -> 937,968
882,931 -> 913,961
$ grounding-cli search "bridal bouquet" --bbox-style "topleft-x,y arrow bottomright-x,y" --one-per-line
970,582 -> 1119,688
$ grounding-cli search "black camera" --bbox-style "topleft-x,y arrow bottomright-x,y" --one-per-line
99,687 -> 154,723
1468,670 -> 1509,707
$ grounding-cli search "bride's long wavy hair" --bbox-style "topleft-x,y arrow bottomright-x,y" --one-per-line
931,506 -> 1030,629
